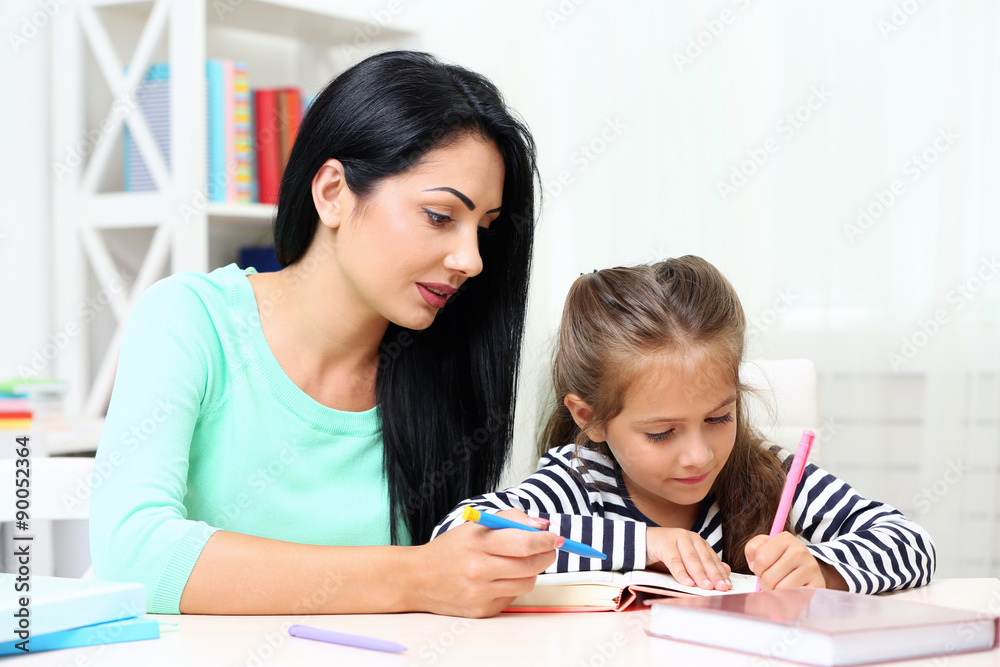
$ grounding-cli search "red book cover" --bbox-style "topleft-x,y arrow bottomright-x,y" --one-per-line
253,89 -> 281,205
276,88 -> 302,172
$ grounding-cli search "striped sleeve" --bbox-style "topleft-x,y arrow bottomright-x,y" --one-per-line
787,455 -> 937,593
431,445 -> 647,572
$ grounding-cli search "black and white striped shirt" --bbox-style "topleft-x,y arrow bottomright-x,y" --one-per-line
432,443 -> 936,593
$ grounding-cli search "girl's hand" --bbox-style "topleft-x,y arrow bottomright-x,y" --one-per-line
411,509 -> 559,617
646,527 -> 732,591
744,532 -> 846,590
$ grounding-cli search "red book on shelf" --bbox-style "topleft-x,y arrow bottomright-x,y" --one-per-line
276,88 -> 302,171
647,588 -> 998,666
253,89 -> 281,205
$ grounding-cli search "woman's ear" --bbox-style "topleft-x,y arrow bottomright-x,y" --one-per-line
564,394 -> 607,443
312,159 -> 354,230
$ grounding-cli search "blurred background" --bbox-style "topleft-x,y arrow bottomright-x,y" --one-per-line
0,1 -> 997,581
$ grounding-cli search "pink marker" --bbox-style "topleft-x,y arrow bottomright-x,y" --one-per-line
755,429 -> 814,592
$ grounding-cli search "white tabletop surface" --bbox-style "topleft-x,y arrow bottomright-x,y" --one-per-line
12,578 -> 1000,666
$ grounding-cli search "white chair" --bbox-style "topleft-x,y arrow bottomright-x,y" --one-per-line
0,457 -> 95,577
741,359 -> 822,465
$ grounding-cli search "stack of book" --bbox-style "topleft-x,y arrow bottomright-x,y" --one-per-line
0,378 -> 69,434
0,393 -> 31,432
124,60 -> 305,206
0,575 -> 159,655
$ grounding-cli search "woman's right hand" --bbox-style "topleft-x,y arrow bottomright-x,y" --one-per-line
646,527 -> 732,591
410,509 -> 560,617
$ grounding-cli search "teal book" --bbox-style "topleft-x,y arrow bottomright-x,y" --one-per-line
0,616 -> 159,655
207,58 -> 227,202
0,574 -> 146,644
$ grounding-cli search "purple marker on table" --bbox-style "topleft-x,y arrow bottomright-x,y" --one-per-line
288,624 -> 407,653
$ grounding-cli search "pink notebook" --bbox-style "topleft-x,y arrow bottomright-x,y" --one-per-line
648,588 -> 999,666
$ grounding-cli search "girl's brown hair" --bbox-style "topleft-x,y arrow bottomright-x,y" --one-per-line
539,256 -> 787,573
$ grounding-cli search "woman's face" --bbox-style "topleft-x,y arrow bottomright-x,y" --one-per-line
331,134 -> 505,330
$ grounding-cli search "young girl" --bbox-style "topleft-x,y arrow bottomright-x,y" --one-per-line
434,256 -> 936,595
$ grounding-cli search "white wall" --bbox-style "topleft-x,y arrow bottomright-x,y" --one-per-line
3,1 -> 998,578
0,0 -> 53,380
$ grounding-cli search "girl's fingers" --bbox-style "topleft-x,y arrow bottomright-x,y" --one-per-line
692,539 -> 731,590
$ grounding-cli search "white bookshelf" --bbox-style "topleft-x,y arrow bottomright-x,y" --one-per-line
51,0 -> 418,421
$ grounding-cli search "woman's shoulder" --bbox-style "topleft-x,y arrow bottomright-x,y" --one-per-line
137,263 -> 248,314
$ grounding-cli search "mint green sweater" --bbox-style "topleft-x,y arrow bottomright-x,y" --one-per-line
90,264 -> 407,613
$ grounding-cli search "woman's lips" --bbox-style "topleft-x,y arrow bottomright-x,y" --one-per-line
417,283 -> 449,308
672,472 -> 710,485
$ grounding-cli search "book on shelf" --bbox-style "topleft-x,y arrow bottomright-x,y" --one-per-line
506,569 -> 759,612
1,574 -> 153,653
0,377 -> 69,431
647,587 -> 999,666
254,87 -> 303,204
127,60 -> 298,205
123,63 -> 170,193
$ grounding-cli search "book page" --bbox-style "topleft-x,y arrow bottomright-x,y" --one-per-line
624,570 -> 758,596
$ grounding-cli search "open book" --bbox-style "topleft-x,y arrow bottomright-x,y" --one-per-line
506,570 -> 759,612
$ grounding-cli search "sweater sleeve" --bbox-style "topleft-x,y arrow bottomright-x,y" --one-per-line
89,278 -> 223,614
431,446 -> 647,572
788,457 -> 937,593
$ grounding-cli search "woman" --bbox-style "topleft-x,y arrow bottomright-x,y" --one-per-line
90,51 -> 556,618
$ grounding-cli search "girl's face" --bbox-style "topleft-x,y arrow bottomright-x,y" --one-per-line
591,352 -> 738,525
329,134 -> 505,330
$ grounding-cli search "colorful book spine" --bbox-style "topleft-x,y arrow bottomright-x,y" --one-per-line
123,64 -> 171,192
254,89 -> 281,204
233,63 -> 253,203
223,60 -> 237,203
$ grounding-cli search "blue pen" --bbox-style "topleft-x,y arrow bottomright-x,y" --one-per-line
461,506 -> 607,560
288,625 -> 406,653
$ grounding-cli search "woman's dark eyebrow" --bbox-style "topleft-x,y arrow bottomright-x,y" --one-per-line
424,186 -> 476,210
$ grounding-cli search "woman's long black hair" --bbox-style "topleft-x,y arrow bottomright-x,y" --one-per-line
273,51 -> 538,545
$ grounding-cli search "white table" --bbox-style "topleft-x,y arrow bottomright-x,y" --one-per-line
13,578 -> 1000,666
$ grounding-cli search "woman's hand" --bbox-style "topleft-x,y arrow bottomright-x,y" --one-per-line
744,532 -> 847,590
409,509 -> 560,617
646,527 -> 732,591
